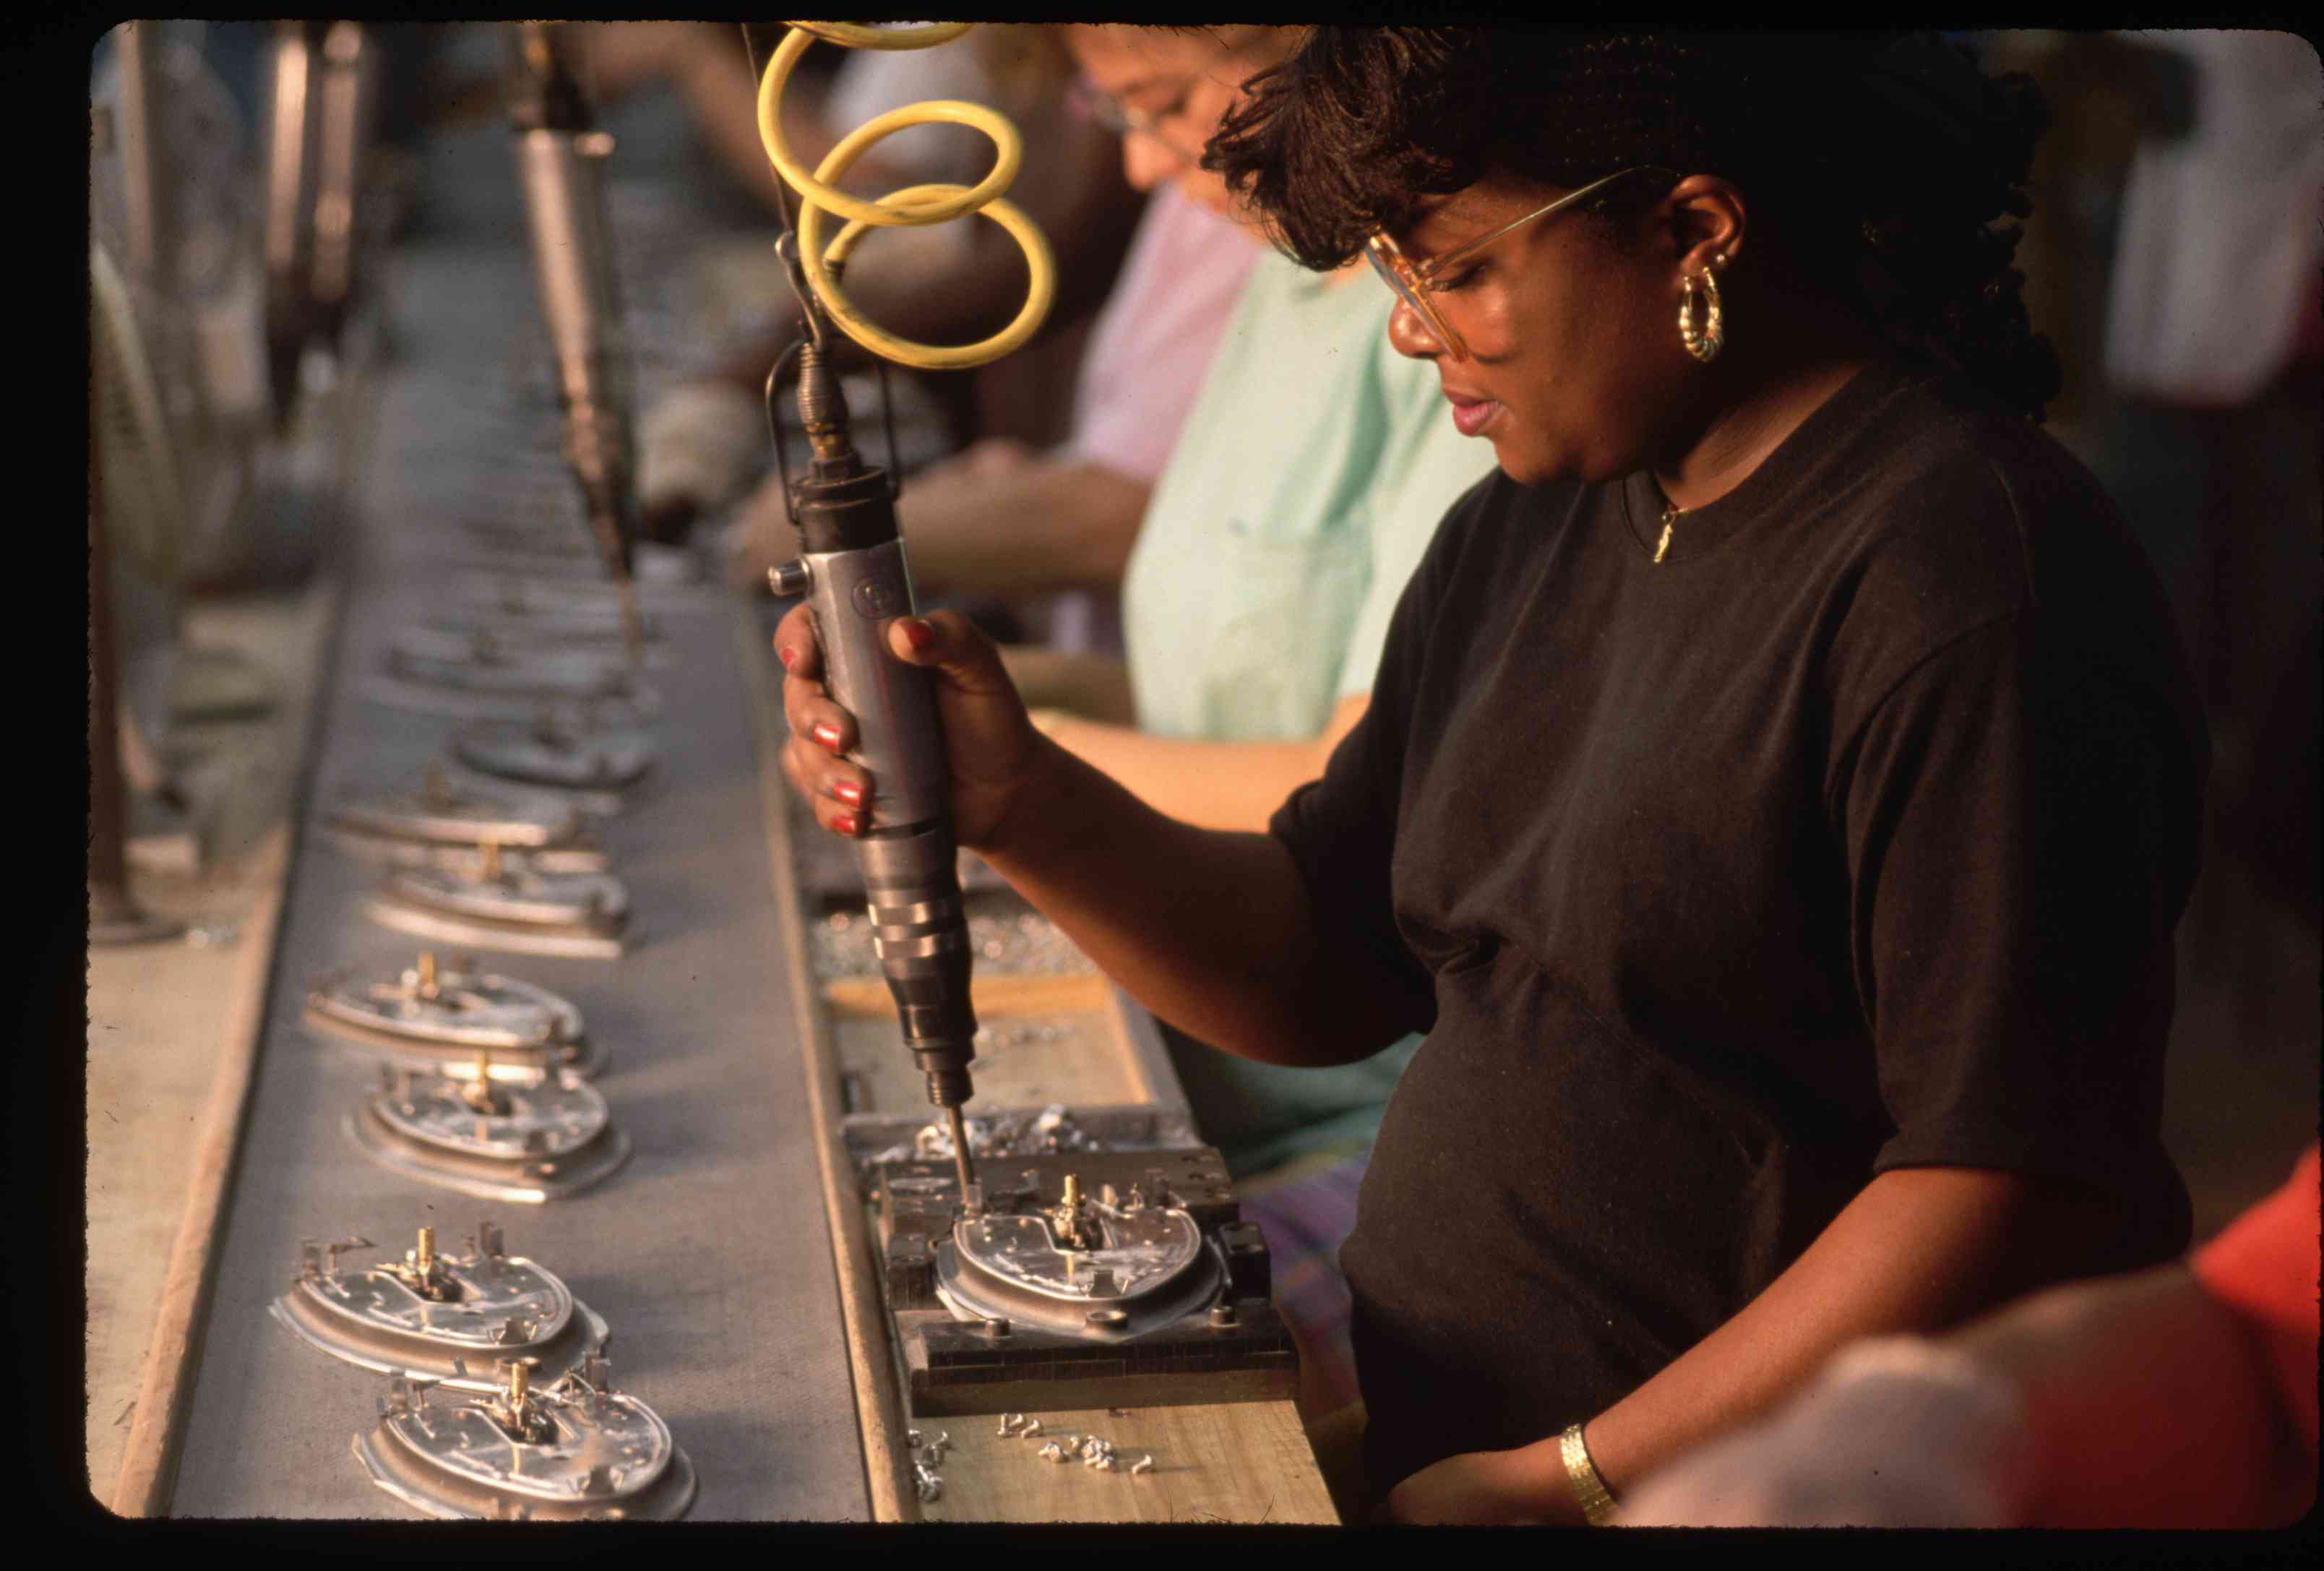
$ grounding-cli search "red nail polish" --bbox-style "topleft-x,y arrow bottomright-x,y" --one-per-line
832,780 -> 863,806
812,723 -> 842,751
832,810 -> 860,835
777,645 -> 796,670
902,618 -> 937,653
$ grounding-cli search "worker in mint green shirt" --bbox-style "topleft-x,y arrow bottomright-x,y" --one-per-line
1123,249 -> 1499,745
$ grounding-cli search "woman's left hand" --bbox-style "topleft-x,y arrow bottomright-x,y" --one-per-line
1382,1446 -> 1575,1525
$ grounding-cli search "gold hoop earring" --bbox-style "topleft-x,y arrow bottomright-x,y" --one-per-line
1678,263 -> 1724,363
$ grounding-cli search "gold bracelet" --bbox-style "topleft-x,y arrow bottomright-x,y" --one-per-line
1558,1422 -> 1619,1526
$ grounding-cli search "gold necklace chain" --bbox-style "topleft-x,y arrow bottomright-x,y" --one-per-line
1654,504 -> 1683,564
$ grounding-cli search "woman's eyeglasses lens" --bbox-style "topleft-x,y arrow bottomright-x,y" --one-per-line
1367,241 -> 1464,356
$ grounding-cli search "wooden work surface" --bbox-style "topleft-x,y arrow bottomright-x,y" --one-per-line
743,614 -> 1341,1527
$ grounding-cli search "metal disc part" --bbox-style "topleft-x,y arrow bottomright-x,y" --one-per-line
384,641 -> 646,703
453,720 -> 656,792
355,1364 -> 695,1520
359,673 -> 656,728
320,829 -> 609,875
270,1223 -> 608,1391
934,1200 -> 1220,1341
304,962 -> 605,1080
325,769 -> 582,848
347,1069 -> 630,1203
367,864 -> 630,960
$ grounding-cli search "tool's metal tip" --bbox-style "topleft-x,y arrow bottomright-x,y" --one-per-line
947,1106 -> 976,1197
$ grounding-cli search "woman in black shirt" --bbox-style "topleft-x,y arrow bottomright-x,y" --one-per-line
774,29 -> 2204,1523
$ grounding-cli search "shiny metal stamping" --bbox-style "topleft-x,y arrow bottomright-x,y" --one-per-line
346,1064 -> 631,1203
272,1221 -> 609,1391
355,1353 -> 694,1520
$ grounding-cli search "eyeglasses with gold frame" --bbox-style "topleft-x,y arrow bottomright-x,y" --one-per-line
1365,165 -> 1674,359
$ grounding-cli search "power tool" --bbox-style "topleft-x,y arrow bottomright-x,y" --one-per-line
505,21 -> 643,658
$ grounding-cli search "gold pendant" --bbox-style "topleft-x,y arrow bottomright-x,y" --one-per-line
1653,515 -> 1674,564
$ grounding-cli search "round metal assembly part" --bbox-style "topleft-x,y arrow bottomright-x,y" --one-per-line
361,671 -> 658,728
433,759 -> 628,822
453,720 -> 657,792
452,569 -> 692,619
384,641 -> 650,705
933,1196 -> 1222,1341
347,1067 -> 632,1203
304,959 -> 604,1080
424,600 -> 659,645
367,862 -> 630,960
355,1361 -> 695,1520
270,1222 -> 609,1392
324,769 -> 582,849
423,611 -> 663,658
322,830 -> 611,876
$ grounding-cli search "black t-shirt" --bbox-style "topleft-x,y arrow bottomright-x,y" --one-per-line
1268,357 -> 2205,1492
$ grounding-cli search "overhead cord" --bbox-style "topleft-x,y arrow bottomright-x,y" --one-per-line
750,22 -> 1056,371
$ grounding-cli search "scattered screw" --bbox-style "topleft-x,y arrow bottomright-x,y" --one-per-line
1037,1442 -> 1066,1463
906,1429 -> 923,1448
919,1445 -> 945,1468
1129,1454 -> 1154,1476
997,1411 -> 1023,1437
913,1462 -> 943,1502
1020,1419 -> 1042,1438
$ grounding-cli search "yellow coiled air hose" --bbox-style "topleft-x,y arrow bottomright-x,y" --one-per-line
755,21 -> 1057,371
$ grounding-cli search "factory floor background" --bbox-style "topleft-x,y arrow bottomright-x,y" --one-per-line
81,575 -> 2319,1507
85,574 -> 337,1504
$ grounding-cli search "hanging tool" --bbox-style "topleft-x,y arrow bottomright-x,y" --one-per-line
504,21 -> 645,659
750,21 -> 1058,1209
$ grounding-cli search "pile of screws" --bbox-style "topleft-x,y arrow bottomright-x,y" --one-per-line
999,1414 -> 1153,1479
904,1429 -> 950,1503
866,1103 -> 1106,1171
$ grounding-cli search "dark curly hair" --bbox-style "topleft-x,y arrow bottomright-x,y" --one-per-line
1205,27 -> 2062,421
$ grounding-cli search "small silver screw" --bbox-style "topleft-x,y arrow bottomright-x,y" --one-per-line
997,1411 -> 1023,1437
906,1429 -> 923,1447
1020,1419 -> 1042,1438
919,1445 -> 944,1468
1129,1453 -> 1154,1476
1038,1442 -> 1065,1462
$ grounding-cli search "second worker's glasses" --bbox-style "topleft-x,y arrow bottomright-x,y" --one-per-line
1066,78 -> 1208,166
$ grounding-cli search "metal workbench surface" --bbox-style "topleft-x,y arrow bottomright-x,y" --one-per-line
167,235 -> 870,1520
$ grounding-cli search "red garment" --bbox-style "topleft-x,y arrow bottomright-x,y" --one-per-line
2190,1143 -> 2322,1455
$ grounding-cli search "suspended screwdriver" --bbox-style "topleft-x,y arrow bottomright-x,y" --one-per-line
769,328 -> 979,1208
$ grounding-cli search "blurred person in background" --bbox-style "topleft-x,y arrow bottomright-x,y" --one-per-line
1618,1142 -> 2317,1527
606,23 -> 1146,543
2093,30 -> 2321,938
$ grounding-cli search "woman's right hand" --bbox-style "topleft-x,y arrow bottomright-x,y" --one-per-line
775,602 -> 1050,852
